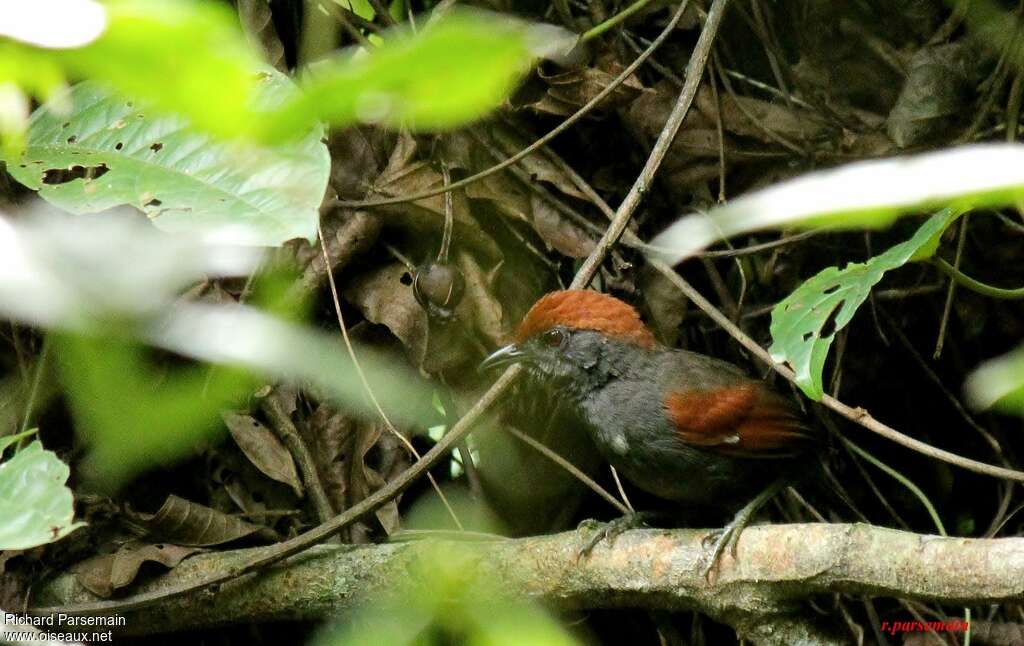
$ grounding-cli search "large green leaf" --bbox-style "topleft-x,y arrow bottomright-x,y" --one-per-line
1,0 -> 265,147
265,11 -> 572,139
768,208 -> 963,400
647,144 -> 1024,263
64,0 -> 262,139
7,74 -> 328,246
0,435 -> 85,550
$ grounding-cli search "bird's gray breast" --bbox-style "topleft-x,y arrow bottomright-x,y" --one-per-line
577,367 -> 747,504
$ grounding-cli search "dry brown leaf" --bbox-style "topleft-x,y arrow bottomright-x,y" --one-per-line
696,85 -> 827,144
329,126 -> 395,198
489,126 -> 590,201
222,411 -> 303,497
72,541 -> 203,598
639,266 -> 687,347
345,422 -> 402,538
370,159 -> 500,259
887,43 -> 980,147
305,404 -> 357,514
456,251 -> 508,345
530,193 -> 595,259
540,64 -> 646,112
130,495 -> 269,546
344,262 -> 469,373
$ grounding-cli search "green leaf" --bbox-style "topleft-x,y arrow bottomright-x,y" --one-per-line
265,11 -> 571,139
7,75 -> 328,246
0,429 -> 40,455
0,439 -> 85,550
60,0 -> 263,140
768,208 -> 963,400
1,0 -> 266,145
647,144 -> 1024,263
57,333 -> 253,490
964,346 -> 1024,415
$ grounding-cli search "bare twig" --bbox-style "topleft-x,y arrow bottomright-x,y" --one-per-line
934,215 -> 968,359
258,388 -> 337,527
316,219 -> 464,531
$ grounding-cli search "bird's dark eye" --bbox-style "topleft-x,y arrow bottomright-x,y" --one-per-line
540,328 -> 566,348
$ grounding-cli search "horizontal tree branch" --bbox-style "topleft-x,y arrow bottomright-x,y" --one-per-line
35,524 -> 1024,645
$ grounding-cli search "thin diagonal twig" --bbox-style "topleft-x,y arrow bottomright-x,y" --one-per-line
316,219 -> 464,531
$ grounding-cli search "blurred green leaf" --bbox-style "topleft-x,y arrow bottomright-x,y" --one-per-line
0,207 -> 431,487
965,346 -> 1024,415
146,302 -> 430,424
316,494 -> 576,646
57,333 -> 252,490
769,208 -> 963,400
7,74 -> 328,246
266,11 -> 571,139
319,554 -> 580,646
1,0 -> 265,145
0,434 -> 85,549
3,4 -> 559,154
0,207 -> 260,329
647,144 -> 1024,263
61,0 -> 262,140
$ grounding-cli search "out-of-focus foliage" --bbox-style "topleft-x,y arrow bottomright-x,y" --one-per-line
0,0 -> 262,148
7,75 -> 329,246
2,1 -> 564,154
56,332 -> 253,490
4,4 -> 563,245
769,209 -> 963,400
267,13 -> 572,139
0,430 -> 85,549
314,494 -> 579,646
965,346 -> 1024,415
0,207 -> 260,329
0,207 -> 431,488
647,144 -> 1024,264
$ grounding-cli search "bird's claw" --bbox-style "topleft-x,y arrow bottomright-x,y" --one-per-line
700,523 -> 741,581
576,513 -> 649,561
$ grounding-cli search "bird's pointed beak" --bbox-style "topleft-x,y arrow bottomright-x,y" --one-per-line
479,343 -> 525,373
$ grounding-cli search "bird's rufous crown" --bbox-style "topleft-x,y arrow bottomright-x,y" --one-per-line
515,290 -> 656,348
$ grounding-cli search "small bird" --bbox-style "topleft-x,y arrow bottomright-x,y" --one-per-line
481,289 -> 816,574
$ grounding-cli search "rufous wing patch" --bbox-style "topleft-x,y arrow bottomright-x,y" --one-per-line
516,290 -> 655,348
664,384 -> 811,457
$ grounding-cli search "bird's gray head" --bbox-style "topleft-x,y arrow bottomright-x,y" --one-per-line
480,290 -> 656,395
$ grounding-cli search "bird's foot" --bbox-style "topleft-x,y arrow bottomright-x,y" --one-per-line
576,513 -> 652,561
700,520 -> 744,581
700,480 -> 787,581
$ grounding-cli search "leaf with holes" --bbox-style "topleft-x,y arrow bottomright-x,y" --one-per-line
769,208 -> 963,400
0,435 -> 86,550
6,72 -> 328,246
